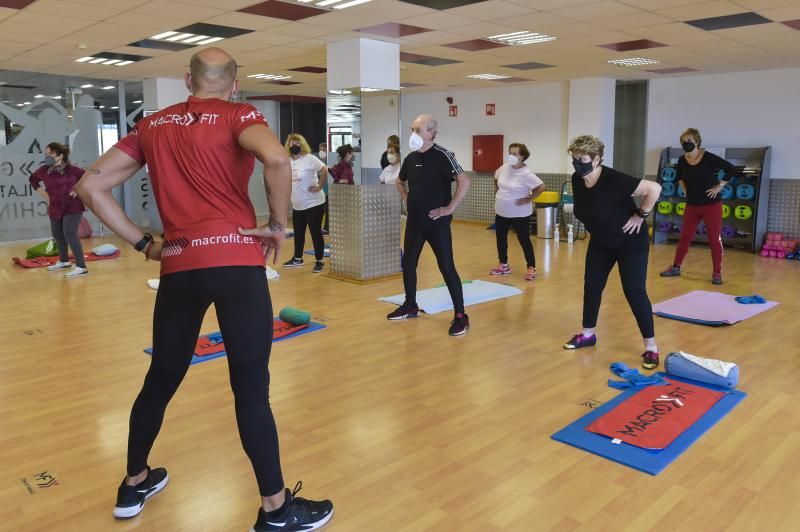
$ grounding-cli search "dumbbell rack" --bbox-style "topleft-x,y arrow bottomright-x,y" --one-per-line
652,146 -> 771,253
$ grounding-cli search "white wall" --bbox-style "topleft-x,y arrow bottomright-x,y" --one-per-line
245,100 -> 280,216
401,82 -> 570,173
567,78 -> 616,164
361,93 -> 400,169
646,67 -> 800,179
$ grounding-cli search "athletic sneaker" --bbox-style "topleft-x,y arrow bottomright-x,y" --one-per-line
712,273 -> 723,285
386,302 -> 420,320
642,351 -> 659,370
251,482 -> 333,532
47,261 -> 71,271
660,265 -> 681,277
112,466 -> 169,519
448,313 -> 469,336
283,257 -> 304,268
312,261 -> 324,274
490,263 -> 511,275
64,266 -> 88,278
563,333 -> 597,350
525,267 -> 537,281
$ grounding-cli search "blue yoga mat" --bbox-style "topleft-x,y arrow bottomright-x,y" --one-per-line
304,249 -> 330,257
379,279 -> 522,315
551,373 -> 746,475
144,321 -> 326,365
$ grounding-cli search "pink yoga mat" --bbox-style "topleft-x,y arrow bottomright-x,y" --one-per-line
652,290 -> 778,325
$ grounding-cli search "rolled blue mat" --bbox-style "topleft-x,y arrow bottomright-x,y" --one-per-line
664,352 -> 739,389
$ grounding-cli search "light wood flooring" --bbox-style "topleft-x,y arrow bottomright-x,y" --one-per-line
1,222 -> 798,531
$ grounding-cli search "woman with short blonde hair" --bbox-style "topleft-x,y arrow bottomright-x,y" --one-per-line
563,135 -> 663,370
284,133 -> 328,273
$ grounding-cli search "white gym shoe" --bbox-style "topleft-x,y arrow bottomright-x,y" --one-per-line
47,261 -> 71,271
64,266 -> 88,278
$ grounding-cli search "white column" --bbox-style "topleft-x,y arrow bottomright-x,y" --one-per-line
567,78 -> 616,162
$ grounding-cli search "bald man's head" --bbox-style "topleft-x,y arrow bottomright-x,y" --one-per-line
188,47 -> 238,93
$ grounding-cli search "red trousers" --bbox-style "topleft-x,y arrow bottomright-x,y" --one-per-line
673,203 -> 723,274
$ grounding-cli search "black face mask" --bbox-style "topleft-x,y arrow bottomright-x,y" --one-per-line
289,145 -> 302,155
682,141 -> 696,153
572,158 -> 594,177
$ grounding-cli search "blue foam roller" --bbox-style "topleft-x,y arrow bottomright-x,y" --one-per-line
660,167 -> 676,182
664,352 -> 739,389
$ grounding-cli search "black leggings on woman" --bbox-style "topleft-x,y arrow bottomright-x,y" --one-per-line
582,240 -> 654,338
127,266 -> 284,497
495,214 -> 535,268
292,203 -> 325,261
51,213 -> 86,267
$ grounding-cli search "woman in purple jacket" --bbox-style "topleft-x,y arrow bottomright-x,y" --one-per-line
30,142 -> 88,277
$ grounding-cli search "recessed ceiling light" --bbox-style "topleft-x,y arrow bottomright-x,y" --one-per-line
152,31 -> 178,40
247,73 -> 292,80
0,82 -> 6,86
333,0 -> 372,8
360,87 -> 382,92
23,101 -> 31,105
608,57 -> 660,67
76,56 -> 94,62
16,103 -> 24,107
74,53 -> 145,66
52,96 -> 62,100
116,61 -> 134,66
327,89 -> 352,95
99,105 -> 105,109
111,106 -> 119,109
487,31 -> 557,46
102,85 -> 115,90
89,57 -> 108,64
81,84 -> 94,88
34,94 -> 45,98
132,99 -> 143,104
466,73 -> 511,80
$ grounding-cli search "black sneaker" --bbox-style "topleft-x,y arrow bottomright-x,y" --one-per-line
283,258 -> 304,268
448,313 -> 469,336
387,302 -> 420,320
251,482 -> 333,532
112,466 -> 169,519
312,261 -> 324,273
563,333 -> 597,350
660,265 -> 681,277
642,350 -> 659,370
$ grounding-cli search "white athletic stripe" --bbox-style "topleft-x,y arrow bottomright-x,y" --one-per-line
433,144 -> 463,175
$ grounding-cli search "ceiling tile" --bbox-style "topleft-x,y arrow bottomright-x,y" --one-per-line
201,12 -> 288,30
646,66 -> 698,73
494,76 -> 533,82
687,12 -> 773,31
399,11 -> 476,29
783,18 -> 800,30
448,0 -> 534,19
398,0 -> 488,9
289,65 -> 327,73
356,22 -> 432,37
443,39 -> 509,51
173,0 -> 256,7
759,5 -> 800,20
656,1 -> 752,21
0,0 -> 35,8
598,39 -> 667,51
23,0 -> 123,20
595,12 -> 675,30
503,61 -> 555,69
407,56 -> 463,66
551,1 -> 641,21
239,1 -> 327,21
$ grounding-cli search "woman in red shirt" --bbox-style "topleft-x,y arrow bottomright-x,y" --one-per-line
29,142 -> 88,277
329,144 -> 354,185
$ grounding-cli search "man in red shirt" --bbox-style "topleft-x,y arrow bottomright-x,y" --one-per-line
76,48 -> 333,531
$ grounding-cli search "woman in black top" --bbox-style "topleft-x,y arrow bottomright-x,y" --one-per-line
563,135 -> 663,369
660,128 -> 735,285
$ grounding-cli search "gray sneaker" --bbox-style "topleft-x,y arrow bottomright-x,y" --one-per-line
660,265 -> 681,277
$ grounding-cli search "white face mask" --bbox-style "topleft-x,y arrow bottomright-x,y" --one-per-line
318,151 -> 326,159
409,132 -> 424,151
387,153 -> 398,164
507,154 -> 519,166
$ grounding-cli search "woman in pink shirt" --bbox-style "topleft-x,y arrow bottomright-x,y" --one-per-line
29,142 -> 88,277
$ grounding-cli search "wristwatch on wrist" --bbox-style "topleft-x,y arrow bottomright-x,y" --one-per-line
134,233 -> 154,252
635,208 -> 650,219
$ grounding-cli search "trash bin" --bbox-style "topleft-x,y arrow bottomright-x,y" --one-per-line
535,191 -> 560,239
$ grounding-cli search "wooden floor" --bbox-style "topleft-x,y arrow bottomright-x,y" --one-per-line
1,222 -> 799,532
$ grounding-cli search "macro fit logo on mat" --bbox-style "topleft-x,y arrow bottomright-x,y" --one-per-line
161,237 -> 189,257
147,113 -> 219,128
586,381 -> 725,450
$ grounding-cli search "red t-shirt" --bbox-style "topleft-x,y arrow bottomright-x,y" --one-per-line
114,96 -> 268,275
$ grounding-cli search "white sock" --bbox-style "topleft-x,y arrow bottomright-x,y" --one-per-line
644,338 -> 657,352
582,328 -> 596,338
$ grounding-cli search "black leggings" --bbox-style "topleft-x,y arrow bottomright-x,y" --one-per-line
127,266 -> 284,497
495,214 -> 535,268
293,203 -> 325,261
51,213 -> 85,267
582,240 -> 654,338
403,222 -> 464,314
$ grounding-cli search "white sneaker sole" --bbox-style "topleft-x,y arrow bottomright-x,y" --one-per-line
249,508 -> 334,532
112,474 -> 169,519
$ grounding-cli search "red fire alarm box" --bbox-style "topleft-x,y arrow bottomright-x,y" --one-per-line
472,134 -> 504,172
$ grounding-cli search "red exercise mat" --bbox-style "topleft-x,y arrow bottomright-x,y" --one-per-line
12,250 -> 121,268
194,320 -> 309,357
586,379 -> 725,450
